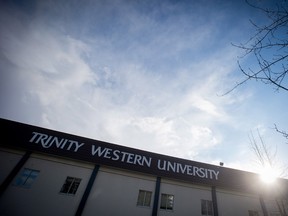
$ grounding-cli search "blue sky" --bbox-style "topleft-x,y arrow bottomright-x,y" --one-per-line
1,0 -> 287,174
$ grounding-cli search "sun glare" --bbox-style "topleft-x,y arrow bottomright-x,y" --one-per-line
260,166 -> 278,184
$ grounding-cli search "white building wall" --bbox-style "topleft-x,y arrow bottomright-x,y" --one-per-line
1,150 -> 283,216
264,198 -> 288,216
0,149 -> 24,185
158,179 -> 212,216
0,154 -> 92,216
217,189 -> 262,216
82,167 -> 156,216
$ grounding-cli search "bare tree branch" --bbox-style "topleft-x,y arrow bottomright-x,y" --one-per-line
249,129 -> 288,216
226,0 -> 288,94
274,124 -> 288,142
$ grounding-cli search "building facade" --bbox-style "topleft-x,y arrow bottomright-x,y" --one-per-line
0,118 -> 287,216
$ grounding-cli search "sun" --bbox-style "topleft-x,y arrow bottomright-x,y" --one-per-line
259,166 -> 278,184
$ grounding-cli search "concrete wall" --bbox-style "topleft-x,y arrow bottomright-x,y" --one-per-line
82,167 -> 156,216
217,189 -> 263,216
0,148 -> 24,185
0,150 -> 281,216
158,179 -> 212,216
264,198 -> 288,216
0,153 -> 93,216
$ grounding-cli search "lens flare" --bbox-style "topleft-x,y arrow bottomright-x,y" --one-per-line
260,166 -> 278,184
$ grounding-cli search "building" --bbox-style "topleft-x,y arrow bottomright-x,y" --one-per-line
0,118 -> 287,216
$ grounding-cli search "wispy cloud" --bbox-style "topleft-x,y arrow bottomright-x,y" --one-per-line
0,1 -> 240,160
2,0 -> 287,170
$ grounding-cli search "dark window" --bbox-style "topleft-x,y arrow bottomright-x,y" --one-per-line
14,168 -> 40,188
160,193 -> 174,210
60,177 -> 81,195
137,190 -> 152,207
201,200 -> 213,215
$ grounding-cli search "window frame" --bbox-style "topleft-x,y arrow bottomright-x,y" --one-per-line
136,190 -> 152,207
59,176 -> 82,195
160,193 -> 174,211
13,168 -> 40,188
201,199 -> 213,216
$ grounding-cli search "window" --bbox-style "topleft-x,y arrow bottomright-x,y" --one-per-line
248,210 -> 259,216
14,168 -> 40,188
201,200 -> 213,215
160,193 -> 174,210
60,176 -> 81,195
137,190 -> 152,207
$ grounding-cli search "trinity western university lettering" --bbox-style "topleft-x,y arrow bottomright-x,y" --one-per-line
157,160 -> 219,180
91,145 -> 152,167
29,132 -> 84,152
28,131 -> 219,180
91,146 -> 219,180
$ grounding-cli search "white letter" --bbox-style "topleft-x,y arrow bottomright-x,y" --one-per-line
103,148 -> 112,159
177,163 -> 188,174
74,142 -> 84,152
142,156 -> 152,167
67,140 -> 77,151
186,165 -> 193,175
157,159 -> 166,170
112,150 -> 120,160
133,154 -> 143,165
38,134 -> 51,148
167,161 -> 176,172
207,169 -> 214,179
91,146 -> 106,157
197,168 -> 206,178
126,153 -> 134,164
50,137 -> 65,148
212,170 -> 219,180
29,132 -> 42,143
193,166 -> 199,176
120,152 -> 129,162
